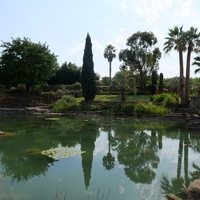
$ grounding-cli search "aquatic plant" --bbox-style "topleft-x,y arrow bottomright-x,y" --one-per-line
41,146 -> 86,159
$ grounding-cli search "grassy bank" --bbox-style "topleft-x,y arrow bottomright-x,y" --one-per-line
75,94 -> 151,103
50,94 -> 177,117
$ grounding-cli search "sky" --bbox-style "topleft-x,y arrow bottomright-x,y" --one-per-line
1,0 -> 200,79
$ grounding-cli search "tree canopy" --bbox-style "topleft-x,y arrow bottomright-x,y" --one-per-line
48,62 -> 81,85
82,33 -> 96,101
0,37 -> 58,91
119,31 -> 161,89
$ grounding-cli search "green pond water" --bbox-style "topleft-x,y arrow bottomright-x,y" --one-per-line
0,114 -> 200,200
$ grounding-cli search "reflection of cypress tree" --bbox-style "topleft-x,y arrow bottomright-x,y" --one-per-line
80,129 -> 96,189
158,134 -> 163,149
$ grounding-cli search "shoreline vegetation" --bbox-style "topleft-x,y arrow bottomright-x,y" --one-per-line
0,93 -> 195,123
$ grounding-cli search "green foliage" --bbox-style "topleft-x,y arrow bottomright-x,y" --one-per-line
51,95 -> 81,111
0,37 -> 58,91
150,93 -> 179,107
82,33 -> 96,101
134,102 -> 170,116
81,102 -> 108,111
163,95 -> 177,107
101,77 -> 111,86
150,93 -> 169,102
119,31 -> 161,89
113,103 -> 135,115
152,70 -> 158,86
112,102 -> 169,116
48,62 -> 81,85
158,73 -> 164,92
165,77 -> 180,92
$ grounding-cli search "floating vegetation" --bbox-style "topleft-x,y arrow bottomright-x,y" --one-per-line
0,131 -> 14,138
45,118 -> 60,121
41,147 -> 86,159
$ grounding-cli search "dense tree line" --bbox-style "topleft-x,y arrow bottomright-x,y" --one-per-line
48,62 -> 81,85
1,26 -> 200,104
0,37 -> 58,91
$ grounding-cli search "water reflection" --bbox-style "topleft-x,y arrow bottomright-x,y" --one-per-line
0,115 -> 200,199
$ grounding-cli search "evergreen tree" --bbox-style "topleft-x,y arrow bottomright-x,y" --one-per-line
158,73 -> 164,93
82,33 -> 96,101
151,70 -> 158,94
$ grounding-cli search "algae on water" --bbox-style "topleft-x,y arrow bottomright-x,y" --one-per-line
41,147 -> 86,159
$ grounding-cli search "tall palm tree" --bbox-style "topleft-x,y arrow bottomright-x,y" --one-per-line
104,44 -> 116,84
163,26 -> 186,105
185,27 -> 200,105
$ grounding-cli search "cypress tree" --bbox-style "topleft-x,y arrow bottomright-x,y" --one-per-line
158,73 -> 164,93
151,70 -> 158,94
82,33 -> 96,101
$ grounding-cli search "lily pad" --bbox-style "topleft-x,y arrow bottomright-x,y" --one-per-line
41,147 -> 85,159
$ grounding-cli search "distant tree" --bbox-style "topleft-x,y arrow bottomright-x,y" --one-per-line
48,62 -> 81,85
119,31 -> 161,90
163,26 -> 186,104
104,44 -> 116,84
0,37 -> 58,91
112,71 -> 128,101
151,70 -> 158,94
111,70 -> 135,101
165,77 -> 180,92
82,33 -> 96,102
101,76 -> 110,86
158,73 -> 164,93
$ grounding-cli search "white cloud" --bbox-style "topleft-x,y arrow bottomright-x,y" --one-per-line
121,1 -> 127,11
179,0 -> 194,20
136,0 -> 173,24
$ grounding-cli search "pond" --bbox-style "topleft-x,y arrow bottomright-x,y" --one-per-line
0,114 -> 200,200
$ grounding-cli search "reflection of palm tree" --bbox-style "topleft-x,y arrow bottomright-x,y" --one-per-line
102,128 -> 115,170
161,174 -> 184,195
161,130 -> 190,195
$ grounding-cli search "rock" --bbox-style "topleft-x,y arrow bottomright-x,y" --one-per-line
187,179 -> 200,200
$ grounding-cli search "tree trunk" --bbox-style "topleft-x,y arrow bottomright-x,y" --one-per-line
109,61 -> 112,85
120,86 -> 126,102
185,46 -> 192,106
179,51 -> 185,105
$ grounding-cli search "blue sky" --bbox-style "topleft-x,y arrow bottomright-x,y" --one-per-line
1,0 -> 200,79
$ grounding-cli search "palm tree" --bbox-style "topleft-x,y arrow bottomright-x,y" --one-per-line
103,44 -> 116,84
185,27 -> 200,105
163,26 -> 186,105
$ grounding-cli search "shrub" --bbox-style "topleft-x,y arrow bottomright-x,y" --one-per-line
163,95 -> 177,107
134,102 -> 170,116
121,104 -> 135,115
51,95 -> 80,111
112,103 -> 135,115
150,93 -> 179,105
